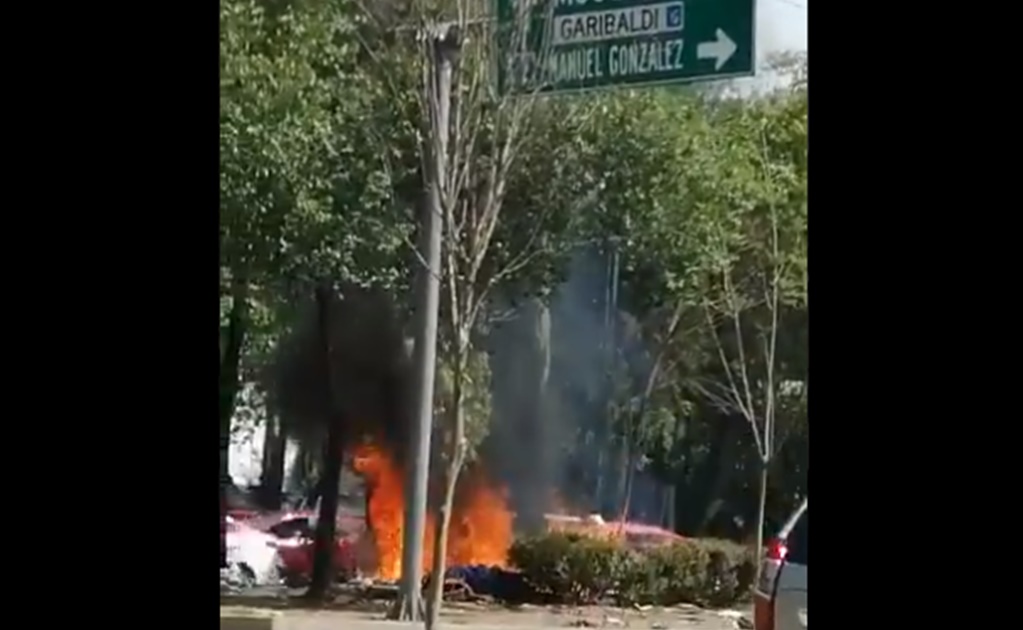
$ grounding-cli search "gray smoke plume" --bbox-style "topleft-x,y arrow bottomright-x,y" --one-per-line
484,249 -> 609,525
485,246 -> 674,527
486,295 -> 552,532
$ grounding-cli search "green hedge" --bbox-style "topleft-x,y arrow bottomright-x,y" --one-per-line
507,532 -> 755,608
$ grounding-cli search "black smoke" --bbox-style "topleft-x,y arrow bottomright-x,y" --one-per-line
267,283 -> 412,464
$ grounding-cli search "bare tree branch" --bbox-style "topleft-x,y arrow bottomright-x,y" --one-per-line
700,288 -> 765,458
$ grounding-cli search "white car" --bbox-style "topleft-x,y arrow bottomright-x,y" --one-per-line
753,498 -> 807,630
223,515 -> 283,586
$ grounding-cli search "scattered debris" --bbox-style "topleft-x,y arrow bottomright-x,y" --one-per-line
349,576 -> 375,588
357,581 -> 401,600
713,610 -> 753,630
440,577 -> 479,602
443,565 -> 531,602
671,603 -> 701,612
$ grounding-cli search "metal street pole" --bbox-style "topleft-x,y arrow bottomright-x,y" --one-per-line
394,22 -> 459,622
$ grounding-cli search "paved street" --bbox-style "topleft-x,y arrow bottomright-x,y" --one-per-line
277,618 -> 741,630
222,603 -> 749,630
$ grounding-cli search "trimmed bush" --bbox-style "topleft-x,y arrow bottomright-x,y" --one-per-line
508,532 -> 629,604
508,531 -> 755,608
693,538 -> 756,607
618,542 -> 706,606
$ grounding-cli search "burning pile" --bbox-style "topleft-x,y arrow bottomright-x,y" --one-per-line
352,442 -> 514,580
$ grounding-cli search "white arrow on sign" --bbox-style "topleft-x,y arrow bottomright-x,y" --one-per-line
697,28 -> 737,71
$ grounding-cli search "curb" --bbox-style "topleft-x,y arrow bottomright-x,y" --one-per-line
221,608 -> 280,630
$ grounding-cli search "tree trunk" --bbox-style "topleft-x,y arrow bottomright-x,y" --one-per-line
618,450 -> 635,526
425,353 -> 468,630
594,448 -> 606,514
219,282 -> 247,566
614,436 -> 630,516
292,440 -> 322,507
306,284 -> 343,601
258,412 -> 287,510
425,455 -> 460,629
307,419 -> 343,598
695,413 -> 741,535
662,410 -> 689,531
663,484 -> 676,531
753,458 -> 769,580
519,298 -> 550,533
615,302 -> 681,524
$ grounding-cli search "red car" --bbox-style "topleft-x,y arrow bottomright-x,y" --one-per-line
221,481 -> 366,584
545,514 -> 686,549
253,509 -> 362,584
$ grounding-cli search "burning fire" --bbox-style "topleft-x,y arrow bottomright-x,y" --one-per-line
352,442 -> 513,580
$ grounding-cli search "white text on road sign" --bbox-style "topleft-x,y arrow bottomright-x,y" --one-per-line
551,2 -> 685,46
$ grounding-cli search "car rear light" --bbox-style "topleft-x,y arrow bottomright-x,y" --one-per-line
753,537 -> 789,629
756,538 -> 786,596
766,538 -> 788,561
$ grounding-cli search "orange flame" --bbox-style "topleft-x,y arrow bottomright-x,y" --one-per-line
352,442 -> 513,580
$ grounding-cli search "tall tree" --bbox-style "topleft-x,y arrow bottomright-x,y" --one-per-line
692,80 -> 807,566
220,0 -> 414,592
220,0 -> 337,503
553,75 -> 807,536
569,90 -> 737,520
392,2 -> 578,626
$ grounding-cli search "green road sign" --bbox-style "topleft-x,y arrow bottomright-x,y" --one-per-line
497,0 -> 755,94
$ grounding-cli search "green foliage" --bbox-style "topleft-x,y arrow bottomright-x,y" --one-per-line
436,349 -> 493,462
218,0 -> 809,542
220,0 -> 417,407
220,0 -> 341,281
509,532 -> 754,608
220,0 -> 417,282
489,100 -> 600,299
618,541 -> 706,606
539,80 -> 808,518
688,538 -> 756,607
508,532 -> 629,605
575,91 -> 728,312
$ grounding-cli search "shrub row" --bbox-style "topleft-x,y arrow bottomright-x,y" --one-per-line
507,532 -> 755,608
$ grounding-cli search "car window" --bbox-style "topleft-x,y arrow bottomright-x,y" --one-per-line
269,518 -> 311,539
786,507 -> 808,566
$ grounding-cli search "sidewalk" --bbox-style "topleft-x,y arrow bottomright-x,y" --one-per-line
221,603 -> 747,630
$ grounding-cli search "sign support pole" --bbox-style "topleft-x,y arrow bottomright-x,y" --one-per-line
393,21 -> 460,622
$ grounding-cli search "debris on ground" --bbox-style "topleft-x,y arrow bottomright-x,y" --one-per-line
443,565 -> 531,602
713,610 -> 752,630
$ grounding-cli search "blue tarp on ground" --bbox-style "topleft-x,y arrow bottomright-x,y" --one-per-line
444,565 -> 528,600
